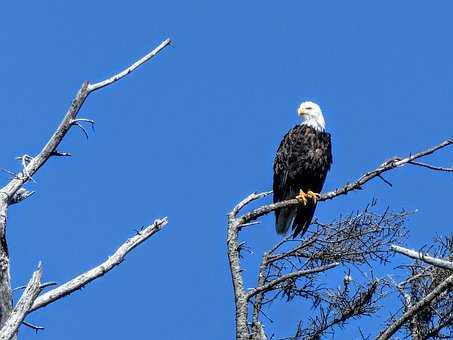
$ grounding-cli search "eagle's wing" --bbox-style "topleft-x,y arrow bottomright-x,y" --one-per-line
273,126 -> 332,237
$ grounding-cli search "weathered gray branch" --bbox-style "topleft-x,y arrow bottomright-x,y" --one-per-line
29,218 -> 167,313
376,273 -> 453,340
228,140 -> 451,339
237,139 -> 453,225
0,265 -> 42,340
0,38 -> 171,331
227,212 -> 250,338
87,38 -> 171,92
391,244 -> 453,270
0,37 -> 171,202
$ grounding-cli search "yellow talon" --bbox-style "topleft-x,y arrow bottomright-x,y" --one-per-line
296,190 -> 308,205
306,190 -> 320,203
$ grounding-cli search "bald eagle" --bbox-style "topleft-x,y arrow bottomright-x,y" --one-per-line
273,101 -> 332,237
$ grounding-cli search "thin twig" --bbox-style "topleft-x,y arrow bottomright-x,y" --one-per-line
87,38 -> 171,92
22,321 -> 44,332
408,160 -> 453,172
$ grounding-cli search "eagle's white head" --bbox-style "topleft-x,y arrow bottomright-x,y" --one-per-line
298,101 -> 325,131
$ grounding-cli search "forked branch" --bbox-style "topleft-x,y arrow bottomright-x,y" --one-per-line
0,265 -> 42,340
0,38 -> 171,332
227,140 -> 451,339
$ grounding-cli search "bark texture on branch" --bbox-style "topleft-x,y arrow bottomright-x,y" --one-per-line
30,218 -> 167,313
0,265 -> 42,340
391,244 -> 453,270
0,201 -> 12,330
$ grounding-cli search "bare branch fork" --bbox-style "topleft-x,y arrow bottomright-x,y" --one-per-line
0,38 -> 172,332
0,264 -> 42,340
227,140 -> 452,339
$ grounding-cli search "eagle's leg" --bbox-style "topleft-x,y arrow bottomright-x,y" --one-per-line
296,190 -> 308,205
306,190 -> 321,203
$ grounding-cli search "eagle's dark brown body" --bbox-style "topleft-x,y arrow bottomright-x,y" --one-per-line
273,124 -> 332,237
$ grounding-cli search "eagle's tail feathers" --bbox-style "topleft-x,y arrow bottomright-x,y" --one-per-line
276,207 -> 297,235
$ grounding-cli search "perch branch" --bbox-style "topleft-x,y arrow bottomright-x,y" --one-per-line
0,264 -> 42,340
376,272 -> 453,340
29,218 -> 167,313
391,245 -> 453,270
237,139 -> 453,224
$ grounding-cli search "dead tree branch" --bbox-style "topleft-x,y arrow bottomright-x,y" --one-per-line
29,218 -> 167,313
236,139 -> 452,225
391,245 -> 453,270
227,140 -> 451,339
377,273 -> 453,340
0,265 -> 42,340
0,37 -> 171,202
381,236 -> 453,339
0,38 -> 171,330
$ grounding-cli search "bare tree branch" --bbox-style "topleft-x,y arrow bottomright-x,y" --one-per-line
227,139 -> 452,339
227,214 -> 250,338
0,38 -> 171,329
246,262 -> 339,300
0,202 -> 13,328
376,273 -> 453,340
237,139 -> 453,225
87,38 -> 171,92
21,321 -> 44,333
0,264 -> 42,340
0,38 -> 172,201
391,245 -> 453,270
29,218 -> 167,313
408,160 -> 453,172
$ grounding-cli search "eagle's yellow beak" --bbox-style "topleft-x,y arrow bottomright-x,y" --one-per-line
298,107 -> 306,116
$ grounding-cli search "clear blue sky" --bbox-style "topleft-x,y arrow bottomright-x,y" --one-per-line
0,1 -> 452,339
